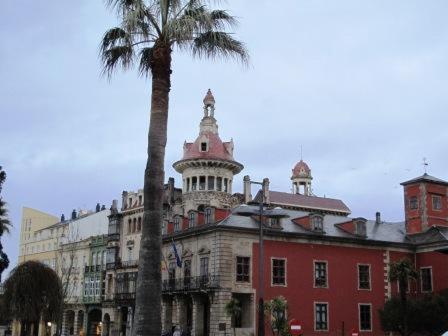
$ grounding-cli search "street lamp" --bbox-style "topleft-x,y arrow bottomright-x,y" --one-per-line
235,179 -> 289,336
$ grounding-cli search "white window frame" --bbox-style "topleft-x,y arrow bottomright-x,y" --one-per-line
432,195 -> 442,211
314,301 -> 329,332
313,260 -> 328,288
358,303 -> 372,332
271,257 -> 287,287
420,266 -> 433,293
235,256 -> 251,283
357,264 -> 371,291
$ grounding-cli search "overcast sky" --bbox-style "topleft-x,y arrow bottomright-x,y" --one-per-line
1,0 -> 448,277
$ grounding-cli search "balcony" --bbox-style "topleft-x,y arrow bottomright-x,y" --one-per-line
107,233 -> 120,242
162,274 -> 220,293
116,260 -> 139,269
115,292 -> 136,302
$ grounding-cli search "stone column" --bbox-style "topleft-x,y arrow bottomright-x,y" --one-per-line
125,307 -> 133,336
209,291 -> 232,336
172,296 -> 179,327
61,311 -> 68,336
191,296 -> 201,336
37,317 -> 45,336
73,312 -> 78,336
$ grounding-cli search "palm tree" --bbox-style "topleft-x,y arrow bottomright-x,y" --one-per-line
100,1 -> 248,336
0,166 -> 11,282
3,261 -> 63,336
388,258 -> 418,336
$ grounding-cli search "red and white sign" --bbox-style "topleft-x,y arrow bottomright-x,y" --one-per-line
289,319 -> 302,335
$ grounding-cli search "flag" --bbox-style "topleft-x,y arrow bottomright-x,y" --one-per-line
171,239 -> 182,268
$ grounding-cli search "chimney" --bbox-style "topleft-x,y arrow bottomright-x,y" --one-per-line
376,212 -> 381,224
262,178 -> 270,204
111,200 -> 118,211
60,214 -> 65,222
71,209 -> 77,220
243,175 -> 252,204
96,203 -> 101,212
101,205 -> 106,211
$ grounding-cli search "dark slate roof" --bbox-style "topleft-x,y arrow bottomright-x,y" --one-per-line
220,205 -> 407,244
253,190 -> 351,215
405,226 -> 448,244
401,173 -> 448,186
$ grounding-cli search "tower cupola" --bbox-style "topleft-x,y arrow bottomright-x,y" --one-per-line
291,159 -> 313,195
173,90 -> 244,213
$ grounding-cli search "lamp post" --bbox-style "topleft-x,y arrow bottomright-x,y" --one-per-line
235,179 -> 288,336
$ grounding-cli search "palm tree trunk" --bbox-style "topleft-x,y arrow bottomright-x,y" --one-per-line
133,41 -> 172,336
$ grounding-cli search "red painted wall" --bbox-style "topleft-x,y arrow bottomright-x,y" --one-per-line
252,240 -> 386,336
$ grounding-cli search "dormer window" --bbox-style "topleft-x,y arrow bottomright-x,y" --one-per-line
311,214 -> 324,232
205,207 -> 214,225
188,212 -> 197,228
355,218 -> 367,236
201,142 -> 208,152
270,217 -> 279,227
174,216 -> 180,232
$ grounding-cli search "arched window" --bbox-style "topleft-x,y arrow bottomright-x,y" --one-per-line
132,218 -> 137,233
137,217 -> 142,232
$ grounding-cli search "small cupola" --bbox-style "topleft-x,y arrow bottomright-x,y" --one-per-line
291,159 -> 313,195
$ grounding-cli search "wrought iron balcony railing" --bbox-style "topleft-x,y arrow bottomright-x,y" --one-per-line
162,274 -> 219,292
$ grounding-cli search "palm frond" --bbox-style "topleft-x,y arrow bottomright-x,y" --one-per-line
122,4 -> 161,38
101,45 -> 135,78
138,47 -> 154,76
100,27 -> 132,54
191,31 -> 248,64
209,10 -> 237,29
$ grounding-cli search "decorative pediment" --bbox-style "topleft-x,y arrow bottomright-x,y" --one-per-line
198,246 -> 210,255
182,248 -> 193,258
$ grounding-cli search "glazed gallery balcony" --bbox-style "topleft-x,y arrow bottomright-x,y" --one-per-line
162,274 -> 220,293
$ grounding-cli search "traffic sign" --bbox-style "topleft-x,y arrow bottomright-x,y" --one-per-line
289,319 -> 302,336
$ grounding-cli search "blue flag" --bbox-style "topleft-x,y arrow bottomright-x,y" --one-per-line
172,239 -> 182,267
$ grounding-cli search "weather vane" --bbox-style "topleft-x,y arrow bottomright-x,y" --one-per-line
422,157 -> 429,174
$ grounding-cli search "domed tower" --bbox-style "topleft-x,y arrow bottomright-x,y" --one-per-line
173,90 -> 244,213
291,160 -> 313,195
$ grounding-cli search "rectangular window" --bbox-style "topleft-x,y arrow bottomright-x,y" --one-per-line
192,177 -> 197,191
272,259 -> 286,285
421,267 -> 432,292
199,176 -> 206,190
200,257 -> 209,277
236,256 -> 250,282
208,176 -> 215,190
432,195 -> 442,210
314,261 -> 327,287
358,264 -> 371,290
183,259 -> 191,288
409,196 -> 418,210
217,177 -> 222,191
315,303 -> 328,331
224,178 -> 228,192
359,304 -> 372,331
